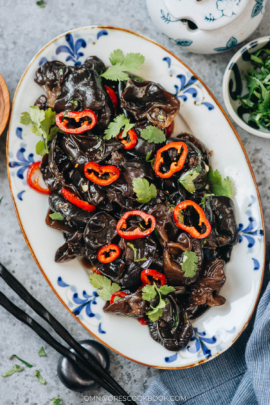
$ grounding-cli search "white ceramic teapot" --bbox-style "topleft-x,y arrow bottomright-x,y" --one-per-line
146,0 -> 268,54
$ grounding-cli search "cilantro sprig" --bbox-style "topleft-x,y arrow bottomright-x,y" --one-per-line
238,48 -> 270,129
208,169 -> 233,198
140,126 -> 166,144
132,178 -> 157,203
104,114 -> 134,140
38,347 -> 47,357
20,106 -> 59,156
51,398 -> 62,405
142,283 -> 175,322
9,354 -> 33,368
101,49 -> 145,81
182,250 -> 198,278
34,370 -> 47,385
127,243 -> 147,262
89,273 -> 120,301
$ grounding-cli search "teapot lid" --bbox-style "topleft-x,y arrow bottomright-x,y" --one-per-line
164,0 -> 250,31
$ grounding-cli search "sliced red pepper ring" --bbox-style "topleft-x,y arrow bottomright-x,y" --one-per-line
154,142 -> 188,179
92,268 -> 102,275
138,317 -> 148,325
173,200 -> 212,239
84,162 -> 121,186
117,129 -> 137,150
104,85 -> 118,116
141,269 -> 167,286
116,210 -> 156,240
61,188 -> 96,212
55,110 -> 97,134
110,291 -> 128,305
27,162 -> 51,195
97,244 -> 121,264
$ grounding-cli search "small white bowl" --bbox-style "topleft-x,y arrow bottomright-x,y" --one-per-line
223,36 -> 270,139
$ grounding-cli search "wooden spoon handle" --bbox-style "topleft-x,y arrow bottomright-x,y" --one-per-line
0,74 -> 10,136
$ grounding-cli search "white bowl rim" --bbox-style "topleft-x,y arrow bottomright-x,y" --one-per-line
223,35 -> 270,139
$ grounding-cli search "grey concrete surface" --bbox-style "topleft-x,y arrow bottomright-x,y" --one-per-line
0,0 -> 270,404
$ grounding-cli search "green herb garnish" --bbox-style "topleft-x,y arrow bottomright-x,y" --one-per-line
20,107 -> 59,156
2,364 -> 24,377
71,100 -> 78,106
140,126 -> 166,144
51,398 -> 62,405
89,273 -> 120,301
201,193 -> 214,207
238,48 -> 270,128
127,243 -> 147,262
9,355 -> 33,368
145,151 -> 155,168
34,370 -> 47,385
132,178 -> 157,203
38,347 -> 47,357
36,0 -> 45,8
179,163 -> 201,193
208,169 -> 233,198
49,212 -> 64,221
182,250 -> 198,278
101,49 -> 145,81
142,283 -> 175,322
104,114 -> 134,140
0,197 -> 3,204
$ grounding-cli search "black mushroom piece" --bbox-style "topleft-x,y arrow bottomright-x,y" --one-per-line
55,230 -> 85,263
84,212 -> 118,252
53,60 -> 112,132
49,194 -> 94,226
163,233 -> 203,286
131,120 -> 166,159
148,203 -> 179,244
103,291 -> 148,318
121,80 -> 180,129
204,196 -> 238,249
183,259 -> 226,315
34,61 -> 71,109
148,295 -> 193,351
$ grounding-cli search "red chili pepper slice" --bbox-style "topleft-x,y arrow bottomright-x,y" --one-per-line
104,85 -> 118,116
84,162 -> 121,186
55,110 -> 97,134
173,200 -> 212,239
110,291 -> 128,304
138,317 -> 148,325
92,268 -> 102,275
154,142 -> 188,179
97,244 -> 121,264
166,121 -> 174,138
61,188 -> 96,212
116,211 -> 156,240
117,129 -> 137,150
27,162 -> 51,195
141,269 -> 167,286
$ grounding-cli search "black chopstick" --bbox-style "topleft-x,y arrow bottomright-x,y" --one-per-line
0,264 -> 137,405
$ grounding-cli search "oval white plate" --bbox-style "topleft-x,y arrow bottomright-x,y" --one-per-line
7,26 -> 265,369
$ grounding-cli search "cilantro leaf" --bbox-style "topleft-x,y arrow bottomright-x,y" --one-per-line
132,178 -> 157,203
34,370 -> 47,385
182,250 -> 198,278
208,169 -> 233,198
145,151 -> 155,168
179,164 -> 201,194
140,126 -> 166,144
20,107 -> 59,156
51,398 -> 62,405
2,364 -> 24,377
38,347 -> 47,357
49,212 -> 64,221
159,285 -> 176,295
101,51 -> 145,81
9,355 -> 33,368
142,284 -> 157,301
104,114 -> 134,140
89,273 -> 120,301
36,0 -> 45,7
146,299 -> 167,322
71,100 -> 78,106
109,49 -> 125,65
127,243 -> 147,262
